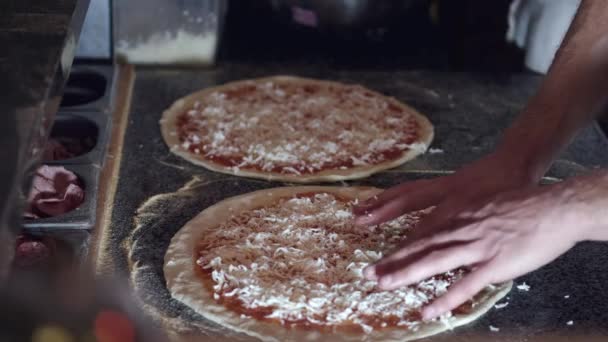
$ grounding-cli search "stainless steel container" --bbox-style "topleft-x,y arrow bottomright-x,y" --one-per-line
113,0 -> 227,66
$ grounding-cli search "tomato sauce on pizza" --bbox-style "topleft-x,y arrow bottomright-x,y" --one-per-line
162,76 -> 433,182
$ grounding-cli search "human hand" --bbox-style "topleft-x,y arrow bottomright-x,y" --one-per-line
358,172 -> 608,320
354,150 -> 541,231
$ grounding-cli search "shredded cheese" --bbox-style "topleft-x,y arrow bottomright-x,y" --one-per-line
494,302 -> 509,309
197,193 -> 462,332
176,79 -> 425,175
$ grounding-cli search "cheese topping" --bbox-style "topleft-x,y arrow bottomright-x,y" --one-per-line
176,79 -> 425,175
197,193 -> 463,332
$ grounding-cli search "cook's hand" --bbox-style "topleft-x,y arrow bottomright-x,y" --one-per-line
357,172 -> 608,320
354,150 -> 541,231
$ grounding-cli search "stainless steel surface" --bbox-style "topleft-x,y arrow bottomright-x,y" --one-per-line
61,64 -> 116,113
113,0 -> 227,65
24,65 -> 116,230
76,0 -> 112,59
0,0 -> 91,279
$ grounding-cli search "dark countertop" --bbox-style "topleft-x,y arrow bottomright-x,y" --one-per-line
0,0 -> 90,273
100,64 -> 608,341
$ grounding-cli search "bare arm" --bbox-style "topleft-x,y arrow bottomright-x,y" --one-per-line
499,0 -> 608,180
356,1 -> 608,228
366,170 -> 608,319
354,0 -> 608,319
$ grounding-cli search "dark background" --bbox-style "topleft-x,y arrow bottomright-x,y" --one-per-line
219,0 -> 523,71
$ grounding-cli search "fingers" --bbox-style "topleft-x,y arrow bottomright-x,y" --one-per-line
365,232 -> 460,281
403,204 -> 456,241
354,179 -> 449,226
422,264 -> 494,320
376,241 -> 485,291
353,180 -> 431,215
355,196 -> 436,227
365,206 -> 467,280
365,238 -> 433,279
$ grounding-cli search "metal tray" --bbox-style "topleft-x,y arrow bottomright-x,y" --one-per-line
22,164 -> 99,230
59,64 -> 116,113
23,64 -> 116,233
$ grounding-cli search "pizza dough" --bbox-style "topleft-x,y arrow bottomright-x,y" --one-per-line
160,76 -> 434,183
164,186 -> 512,341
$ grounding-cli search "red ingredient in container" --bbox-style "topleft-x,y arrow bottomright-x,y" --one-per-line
43,139 -> 76,160
24,165 -> 85,219
43,136 -> 95,161
13,235 -> 56,268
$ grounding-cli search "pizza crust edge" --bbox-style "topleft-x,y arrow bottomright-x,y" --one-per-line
164,186 -> 512,342
159,76 -> 434,183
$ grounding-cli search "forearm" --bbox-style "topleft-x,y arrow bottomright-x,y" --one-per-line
498,0 -> 608,180
569,170 -> 608,242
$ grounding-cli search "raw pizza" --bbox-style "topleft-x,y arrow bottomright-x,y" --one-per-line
160,76 -> 434,183
164,186 -> 512,341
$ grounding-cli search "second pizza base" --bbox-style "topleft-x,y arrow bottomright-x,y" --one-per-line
164,186 -> 512,342
160,76 -> 434,183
